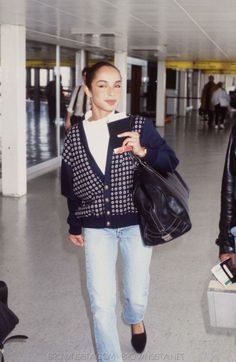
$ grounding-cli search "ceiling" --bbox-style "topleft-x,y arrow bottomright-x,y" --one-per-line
0,0 -> 236,62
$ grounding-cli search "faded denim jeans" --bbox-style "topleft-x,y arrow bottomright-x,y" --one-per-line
83,225 -> 153,362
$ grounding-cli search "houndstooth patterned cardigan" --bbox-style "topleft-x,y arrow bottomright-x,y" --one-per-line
61,115 -> 179,235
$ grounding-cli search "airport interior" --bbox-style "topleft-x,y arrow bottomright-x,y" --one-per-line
1,1 -> 236,361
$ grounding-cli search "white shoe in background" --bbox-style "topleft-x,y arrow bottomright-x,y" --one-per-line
219,124 -> 225,129
215,125 -> 219,129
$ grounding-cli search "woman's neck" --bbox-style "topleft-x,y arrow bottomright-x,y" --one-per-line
90,109 -> 114,121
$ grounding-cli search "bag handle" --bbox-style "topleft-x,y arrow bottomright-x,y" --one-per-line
72,85 -> 82,112
0,282 -> 8,306
82,92 -> 87,114
0,335 -> 28,362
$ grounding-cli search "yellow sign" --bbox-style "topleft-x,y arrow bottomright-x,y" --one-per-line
165,61 -> 193,70
26,59 -> 73,68
166,61 -> 236,72
203,69 -> 236,75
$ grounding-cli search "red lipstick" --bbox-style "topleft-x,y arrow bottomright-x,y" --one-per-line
105,100 -> 116,105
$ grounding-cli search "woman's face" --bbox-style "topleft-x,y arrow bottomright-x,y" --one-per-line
86,66 -> 122,118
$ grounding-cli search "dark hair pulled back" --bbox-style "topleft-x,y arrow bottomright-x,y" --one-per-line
85,62 -> 120,90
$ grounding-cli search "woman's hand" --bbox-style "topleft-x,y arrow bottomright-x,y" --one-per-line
118,131 -> 146,157
65,120 -> 72,130
68,234 -> 84,247
64,113 -> 72,130
65,119 -> 72,130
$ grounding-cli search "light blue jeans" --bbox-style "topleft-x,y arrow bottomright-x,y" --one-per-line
83,225 -> 153,362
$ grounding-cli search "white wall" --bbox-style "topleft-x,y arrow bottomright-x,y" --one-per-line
0,66 -> 2,138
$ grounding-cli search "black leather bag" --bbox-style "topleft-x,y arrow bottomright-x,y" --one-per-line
0,281 -> 28,362
70,115 -> 83,126
132,156 -> 192,246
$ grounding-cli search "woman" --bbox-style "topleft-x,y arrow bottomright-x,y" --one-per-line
64,67 -> 90,130
61,62 -> 179,361
216,123 -> 236,264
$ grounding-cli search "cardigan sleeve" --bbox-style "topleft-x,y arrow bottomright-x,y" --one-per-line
61,131 -> 82,235
140,119 -> 179,174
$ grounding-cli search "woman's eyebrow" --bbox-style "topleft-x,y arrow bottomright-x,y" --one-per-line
96,79 -> 121,83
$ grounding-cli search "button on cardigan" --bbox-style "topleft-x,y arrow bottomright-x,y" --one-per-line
61,115 -> 179,235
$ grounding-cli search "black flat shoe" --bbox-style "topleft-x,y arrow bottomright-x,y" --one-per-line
131,322 -> 147,353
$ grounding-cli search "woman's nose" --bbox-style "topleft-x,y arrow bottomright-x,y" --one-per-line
107,86 -> 114,96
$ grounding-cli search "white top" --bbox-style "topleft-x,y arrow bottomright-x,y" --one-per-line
83,111 -> 127,174
83,111 -> 111,174
211,88 -> 230,107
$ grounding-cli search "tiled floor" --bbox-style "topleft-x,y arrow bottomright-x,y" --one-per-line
1,111 -> 236,362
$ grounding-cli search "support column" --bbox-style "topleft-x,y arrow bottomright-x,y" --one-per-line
47,68 -> 50,84
192,70 -> 201,110
1,24 -> 26,196
114,51 -> 127,113
178,70 -> 187,116
0,68 -> 2,138
34,68 -> 40,113
156,61 -> 166,127
70,67 -> 75,89
56,45 -> 60,157
75,50 -> 86,86
26,68 -> 31,92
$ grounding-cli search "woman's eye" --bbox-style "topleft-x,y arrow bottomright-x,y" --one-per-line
98,84 -> 106,88
115,84 -> 121,88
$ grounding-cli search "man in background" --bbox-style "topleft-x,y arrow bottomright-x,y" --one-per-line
45,75 -> 66,123
201,75 -> 216,128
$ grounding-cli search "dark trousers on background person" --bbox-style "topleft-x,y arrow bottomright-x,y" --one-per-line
215,104 -> 227,126
207,109 -> 214,127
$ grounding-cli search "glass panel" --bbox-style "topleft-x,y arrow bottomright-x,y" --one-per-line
59,46 -> 78,153
187,70 -> 193,108
26,40 -> 57,167
0,55 -> 2,179
40,69 -> 47,87
31,68 -> 35,87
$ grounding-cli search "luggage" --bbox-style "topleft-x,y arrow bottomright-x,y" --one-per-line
0,281 -> 28,362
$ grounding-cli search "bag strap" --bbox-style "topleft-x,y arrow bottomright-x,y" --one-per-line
82,92 -> 87,114
3,335 -> 28,344
0,335 -> 28,362
0,282 -> 8,306
72,85 -> 82,112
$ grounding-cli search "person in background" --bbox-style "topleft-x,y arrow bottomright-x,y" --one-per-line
215,122 -> 236,265
61,61 -> 179,361
211,82 -> 230,129
201,75 -> 216,127
45,75 -> 66,123
64,67 -> 90,130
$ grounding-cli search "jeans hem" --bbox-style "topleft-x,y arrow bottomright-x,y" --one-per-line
122,313 -> 144,325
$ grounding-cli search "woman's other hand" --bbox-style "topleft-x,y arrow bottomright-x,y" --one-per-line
68,234 -> 84,247
219,253 -> 236,264
118,131 -> 146,157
